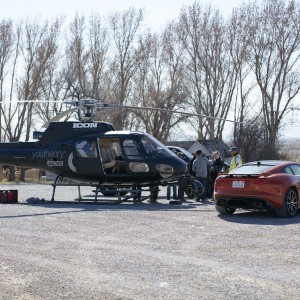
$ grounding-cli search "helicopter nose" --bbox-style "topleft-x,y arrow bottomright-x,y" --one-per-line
155,157 -> 187,178
174,159 -> 188,176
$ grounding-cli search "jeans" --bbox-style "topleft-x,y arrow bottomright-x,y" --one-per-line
177,176 -> 188,200
196,177 -> 207,200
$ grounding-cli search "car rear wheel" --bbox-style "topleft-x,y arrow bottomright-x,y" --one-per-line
276,188 -> 298,218
215,205 -> 236,215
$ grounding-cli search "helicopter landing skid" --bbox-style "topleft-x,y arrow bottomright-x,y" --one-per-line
50,176 -> 152,204
78,190 -> 151,205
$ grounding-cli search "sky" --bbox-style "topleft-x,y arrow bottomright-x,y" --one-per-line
1,0 -> 246,30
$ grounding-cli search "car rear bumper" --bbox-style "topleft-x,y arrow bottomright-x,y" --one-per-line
214,196 -> 279,210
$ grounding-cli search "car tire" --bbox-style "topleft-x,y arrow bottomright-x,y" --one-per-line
215,205 -> 236,215
275,188 -> 298,218
184,182 -> 197,198
184,180 -> 204,199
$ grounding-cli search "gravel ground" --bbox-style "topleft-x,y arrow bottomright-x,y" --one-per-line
0,182 -> 300,300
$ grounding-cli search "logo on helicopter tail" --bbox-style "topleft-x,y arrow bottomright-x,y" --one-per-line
73,123 -> 98,129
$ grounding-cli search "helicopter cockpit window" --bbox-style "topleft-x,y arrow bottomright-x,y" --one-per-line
75,140 -> 97,158
123,139 -> 143,160
141,137 -> 156,154
141,135 -> 173,158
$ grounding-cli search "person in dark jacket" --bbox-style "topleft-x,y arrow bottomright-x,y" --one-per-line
205,151 -> 224,198
210,151 -> 224,183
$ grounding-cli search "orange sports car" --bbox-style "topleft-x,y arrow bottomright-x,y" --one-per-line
214,160 -> 300,218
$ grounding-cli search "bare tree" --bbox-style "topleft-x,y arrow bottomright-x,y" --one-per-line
17,17 -> 64,141
178,3 -> 237,140
0,18 -> 63,180
87,14 -> 110,100
107,7 -> 144,129
0,20 -> 23,144
32,17 -> 67,126
0,19 -> 14,142
130,24 -> 188,141
246,0 -> 300,156
234,116 -> 268,162
63,14 -> 89,97
0,19 -> 14,180
227,6 -> 258,149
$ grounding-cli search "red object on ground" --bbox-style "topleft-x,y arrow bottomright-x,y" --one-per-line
0,190 -> 18,203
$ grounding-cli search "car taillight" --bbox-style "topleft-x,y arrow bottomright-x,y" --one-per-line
252,179 -> 283,186
216,179 -> 226,185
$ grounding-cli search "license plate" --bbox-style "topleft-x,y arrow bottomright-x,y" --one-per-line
232,181 -> 245,188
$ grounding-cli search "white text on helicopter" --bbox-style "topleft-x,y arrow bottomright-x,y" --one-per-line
73,123 -> 98,129
32,150 -> 66,159
47,161 -> 64,167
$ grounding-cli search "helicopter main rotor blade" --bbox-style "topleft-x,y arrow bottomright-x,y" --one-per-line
10,98 -> 254,127
105,104 -> 253,126
42,107 -> 77,128
7,100 -> 63,103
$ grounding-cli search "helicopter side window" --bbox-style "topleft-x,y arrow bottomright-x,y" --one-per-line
141,137 -> 155,154
123,139 -> 143,160
75,140 -> 97,158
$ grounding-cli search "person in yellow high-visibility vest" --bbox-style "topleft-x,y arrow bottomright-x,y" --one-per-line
229,146 -> 242,172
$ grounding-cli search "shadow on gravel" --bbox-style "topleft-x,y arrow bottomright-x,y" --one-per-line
0,208 -> 88,219
24,201 -> 197,210
0,203 -> 199,220
0,201 -> 198,219
217,210 -> 300,225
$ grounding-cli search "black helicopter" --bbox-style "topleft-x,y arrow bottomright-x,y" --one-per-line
0,99 -> 188,203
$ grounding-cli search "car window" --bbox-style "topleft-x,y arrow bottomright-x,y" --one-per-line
167,146 -> 193,161
289,164 -> 300,175
230,164 -> 274,174
283,166 -> 294,174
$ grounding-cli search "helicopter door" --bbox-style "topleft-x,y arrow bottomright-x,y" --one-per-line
98,139 -> 124,174
73,139 -> 103,176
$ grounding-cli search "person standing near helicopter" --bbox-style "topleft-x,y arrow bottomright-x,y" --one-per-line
170,152 -> 187,204
210,151 -> 225,183
206,150 -> 225,197
192,150 -> 211,202
166,150 -> 179,201
228,146 -> 243,172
